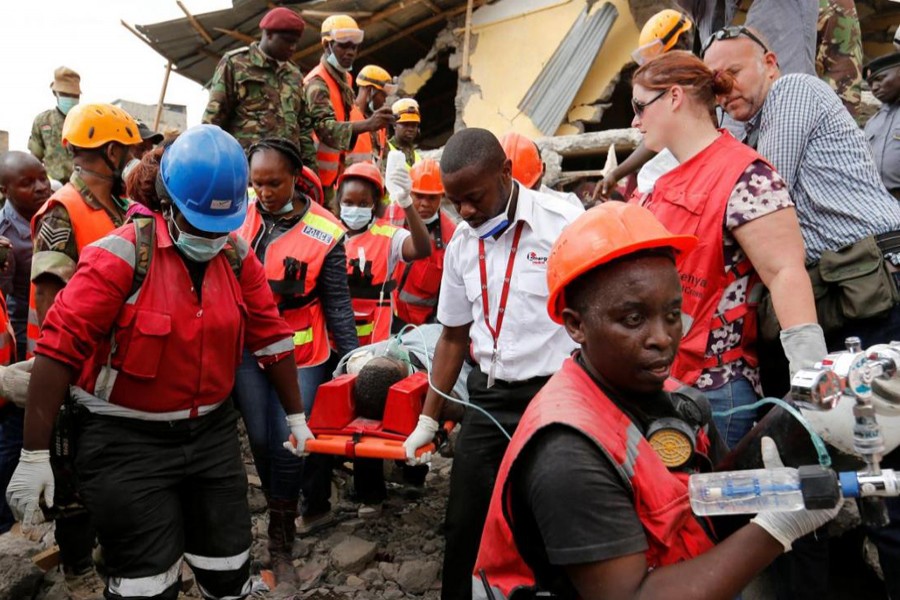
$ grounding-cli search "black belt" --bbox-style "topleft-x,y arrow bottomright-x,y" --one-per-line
876,231 -> 900,265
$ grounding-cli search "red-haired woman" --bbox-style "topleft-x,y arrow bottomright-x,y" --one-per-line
630,51 -> 824,448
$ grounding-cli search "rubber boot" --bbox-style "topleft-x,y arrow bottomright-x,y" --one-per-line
268,498 -> 299,586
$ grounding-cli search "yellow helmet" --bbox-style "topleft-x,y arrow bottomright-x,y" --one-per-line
321,14 -> 364,44
633,10 -> 692,65
392,98 -> 420,124
62,103 -> 140,149
357,65 -> 397,94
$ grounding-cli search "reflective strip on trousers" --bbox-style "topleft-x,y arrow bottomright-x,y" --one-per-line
293,327 -> 314,346
184,548 -> 250,571
196,578 -> 254,600
108,557 -> 182,597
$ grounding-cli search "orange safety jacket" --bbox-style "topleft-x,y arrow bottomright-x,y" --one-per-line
344,220 -> 400,345
238,200 -> 345,367
473,358 -> 715,600
0,295 -> 16,408
304,64 -> 357,187
348,112 -> 387,167
392,211 -> 455,326
639,131 -> 765,385
26,184 -> 117,358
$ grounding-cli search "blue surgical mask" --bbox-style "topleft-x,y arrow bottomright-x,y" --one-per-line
57,96 -> 79,115
326,52 -> 350,73
473,185 -> 515,239
340,205 -> 373,231
167,211 -> 228,262
271,200 -> 294,216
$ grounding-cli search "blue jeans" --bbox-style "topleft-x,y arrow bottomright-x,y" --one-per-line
704,377 -> 759,450
0,405 -> 24,533
233,351 -> 305,501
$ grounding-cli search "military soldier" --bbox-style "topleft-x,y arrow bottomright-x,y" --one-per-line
28,67 -> 80,183
304,15 -> 394,205
816,0 -> 863,119
202,7 -> 316,167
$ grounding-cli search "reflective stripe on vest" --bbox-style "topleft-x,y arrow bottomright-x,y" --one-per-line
26,184 -> 118,359
345,221 -> 399,344
237,200 -> 345,367
305,63 -> 353,187
473,358 -> 715,598
639,131 -> 764,385
392,212 -> 455,325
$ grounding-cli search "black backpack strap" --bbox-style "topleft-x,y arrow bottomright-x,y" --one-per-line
129,216 -> 155,301
222,234 -> 245,280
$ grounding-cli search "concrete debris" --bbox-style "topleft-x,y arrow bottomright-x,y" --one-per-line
396,559 -> 441,594
0,532 -> 44,600
330,536 -> 379,572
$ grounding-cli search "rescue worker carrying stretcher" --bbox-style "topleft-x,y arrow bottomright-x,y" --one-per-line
473,202 -> 842,600
5,124 -> 313,600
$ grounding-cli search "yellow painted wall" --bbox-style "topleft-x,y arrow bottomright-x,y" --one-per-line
462,0 -> 639,137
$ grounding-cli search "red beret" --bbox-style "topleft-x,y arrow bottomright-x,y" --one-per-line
260,7 -> 305,34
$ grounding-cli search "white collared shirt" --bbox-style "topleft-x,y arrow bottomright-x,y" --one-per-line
437,183 -> 584,382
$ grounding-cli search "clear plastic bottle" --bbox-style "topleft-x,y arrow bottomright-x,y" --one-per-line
689,467 -> 805,516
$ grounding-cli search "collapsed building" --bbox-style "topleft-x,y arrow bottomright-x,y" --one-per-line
129,0 -> 900,192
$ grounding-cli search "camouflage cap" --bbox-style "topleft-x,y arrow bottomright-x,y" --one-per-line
51,66 -> 81,95
864,52 -> 900,82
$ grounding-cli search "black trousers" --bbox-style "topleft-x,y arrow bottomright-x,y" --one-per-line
76,402 -> 252,600
441,369 -> 549,600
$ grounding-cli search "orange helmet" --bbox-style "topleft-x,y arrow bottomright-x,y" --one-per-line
336,161 -> 384,197
499,132 -> 542,189
296,166 -> 325,205
409,159 -> 443,195
546,202 -> 697,324
62,102 -> 140,149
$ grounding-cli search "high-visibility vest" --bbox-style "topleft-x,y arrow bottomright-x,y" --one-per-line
238,201 -> 345,367
344,220 -> 400,344
639,131 -> 765,385
473,358 -> 715,599
392,211 -> 455,325
304,64 -> 354,187
0,294 -> 16,408
26,184 -> 117,358
348,111 -> 387,167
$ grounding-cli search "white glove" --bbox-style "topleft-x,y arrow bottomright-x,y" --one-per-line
385,150 -> 412,208
403,414 -> 439,465
283,413 -> 315,457
6,449 -> 54,526
751,437 -> 841,551
780,323 -> 828,379
0,359 -> 34,408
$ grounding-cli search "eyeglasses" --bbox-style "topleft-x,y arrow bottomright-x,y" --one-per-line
631,88 -> 669,117
701,26 -> 770,58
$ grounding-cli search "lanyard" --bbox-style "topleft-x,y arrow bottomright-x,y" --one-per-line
478,220 -> 525,387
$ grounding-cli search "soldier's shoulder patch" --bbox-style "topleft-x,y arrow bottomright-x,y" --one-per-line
38,222 -> 72,251
301,224 -> 334,245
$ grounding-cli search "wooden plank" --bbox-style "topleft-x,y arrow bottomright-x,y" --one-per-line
32,546 -> 60,572
214,27 -> 256,44
121,20 -> 160,53
177,0 -> 215,44
302,10 -> 373,19
460,0 -> 475,80
153,61 -> 174,131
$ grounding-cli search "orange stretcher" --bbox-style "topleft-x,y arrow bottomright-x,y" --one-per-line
304,371 -> 446,460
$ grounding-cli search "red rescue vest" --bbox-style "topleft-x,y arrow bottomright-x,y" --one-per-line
26,184 -> 118,358
474,358 -> 715,599
345,220 -> 400,344
640,131 -> 765,385
238,201 -> 345,367
348,110 -> 387,167
304,63 -> 354,187
392,211 -> 455,325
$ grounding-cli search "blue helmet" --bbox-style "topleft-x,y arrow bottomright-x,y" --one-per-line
159,124 -> 248,233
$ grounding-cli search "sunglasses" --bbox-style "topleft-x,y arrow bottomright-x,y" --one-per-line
701,26 -> 770,58
631,88 -> 669,117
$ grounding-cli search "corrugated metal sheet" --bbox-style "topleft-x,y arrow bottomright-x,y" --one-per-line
518,2 -> 618,136
134,0 -> 468,86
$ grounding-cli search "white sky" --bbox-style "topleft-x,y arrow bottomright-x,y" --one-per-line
0,0 -> 236,151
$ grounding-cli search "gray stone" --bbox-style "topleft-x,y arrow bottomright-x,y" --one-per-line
0,533 -> 43,600
382,589 -> 405,600
359,567 -> 384,585
421,540 -> 439,555
378,561 -> 399,581
345,574 -> 365,588
330,536 -> 378,573
396,559 -> 440,594
297,559 -> 328,590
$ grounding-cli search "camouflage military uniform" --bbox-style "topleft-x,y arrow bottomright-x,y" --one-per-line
28,108 -> 73,182
305,57 -> 355,153
32,170 -> 127,285
817,0 -> 863,119
202,42 -> 317,167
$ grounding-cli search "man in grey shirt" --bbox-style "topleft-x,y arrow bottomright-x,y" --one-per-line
864,52 -> 900,200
